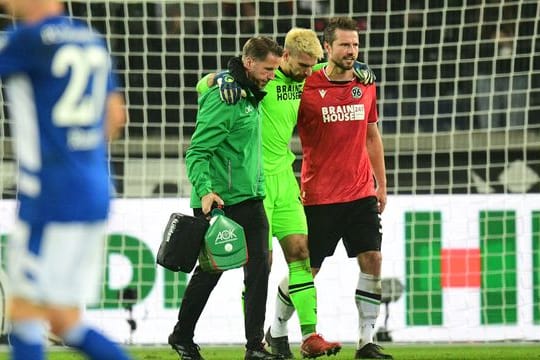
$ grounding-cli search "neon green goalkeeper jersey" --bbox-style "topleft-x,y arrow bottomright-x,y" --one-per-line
260,63 -> 324,174
260,68 -> 303,175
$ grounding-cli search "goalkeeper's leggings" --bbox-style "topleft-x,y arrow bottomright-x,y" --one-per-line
171,199 -> 270,350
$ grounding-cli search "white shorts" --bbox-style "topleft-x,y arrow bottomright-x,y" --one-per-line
7,220 -> 107,307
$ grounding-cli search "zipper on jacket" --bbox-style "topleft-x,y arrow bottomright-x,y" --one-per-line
227,159 -> 232,191
256,111 -> 262,193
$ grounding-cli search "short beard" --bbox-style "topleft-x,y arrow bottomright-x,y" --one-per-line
333,59 -> 354,71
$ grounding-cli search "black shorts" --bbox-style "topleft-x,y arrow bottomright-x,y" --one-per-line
304,196 -> 382,268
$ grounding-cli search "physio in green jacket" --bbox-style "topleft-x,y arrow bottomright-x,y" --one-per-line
168,36 -> 284,360
186,71 -> 265,210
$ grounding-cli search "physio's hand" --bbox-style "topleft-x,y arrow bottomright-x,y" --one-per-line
214,71 -> 245,105
353,61 -> 376,85
201,192 -> 224,216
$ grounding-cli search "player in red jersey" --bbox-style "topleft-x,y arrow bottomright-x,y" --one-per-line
297,17 -> 391,360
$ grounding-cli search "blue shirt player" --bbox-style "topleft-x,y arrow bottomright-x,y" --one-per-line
0,1 -> 130,359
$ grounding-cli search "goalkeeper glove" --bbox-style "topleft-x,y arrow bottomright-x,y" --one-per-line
353,61 -> 376,85
214,71 -> 245,105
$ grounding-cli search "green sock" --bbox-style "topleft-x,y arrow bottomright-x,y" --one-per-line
300,324 -> 316,338
288,259 -> 317,336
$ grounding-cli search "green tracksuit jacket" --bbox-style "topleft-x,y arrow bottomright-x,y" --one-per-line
185,86 -> 265,208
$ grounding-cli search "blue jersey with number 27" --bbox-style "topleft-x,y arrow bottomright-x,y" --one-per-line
0,15 -> 118,223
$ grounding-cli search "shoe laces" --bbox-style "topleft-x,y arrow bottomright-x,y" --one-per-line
303,333 -> 341,349
302,333 -> 323,348
305,333 -> 324,342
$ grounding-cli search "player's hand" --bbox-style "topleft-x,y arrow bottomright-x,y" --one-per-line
214,71 -> 245,105
353,61 -> 376,85
376,185 -> 387,213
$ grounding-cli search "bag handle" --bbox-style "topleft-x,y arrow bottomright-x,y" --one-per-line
211,203 -> 225,217
211,206 -> 224,217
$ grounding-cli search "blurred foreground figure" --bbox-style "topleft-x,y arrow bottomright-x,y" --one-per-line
0,1 -> 129,359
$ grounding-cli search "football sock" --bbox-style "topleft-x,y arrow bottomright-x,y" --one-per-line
271,277 -> 295,337
355,272 -> 382,349
287,259 -> 317,337
61,323 -> 131,360
9,320 -> 45,360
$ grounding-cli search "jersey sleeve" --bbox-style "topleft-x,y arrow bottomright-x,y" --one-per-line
185,89 -> 234,198
367,85 -> 379,123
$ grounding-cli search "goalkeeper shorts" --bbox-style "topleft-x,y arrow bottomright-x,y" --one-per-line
264,169 -> 308,251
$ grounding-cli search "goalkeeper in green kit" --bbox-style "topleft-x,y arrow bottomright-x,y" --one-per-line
197,28 -> 375,359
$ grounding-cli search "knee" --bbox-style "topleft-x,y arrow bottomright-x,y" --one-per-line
289,245 -> 309,261
358,251 -> 382,273
47,308 -> 81,337
283,235 -> 309,262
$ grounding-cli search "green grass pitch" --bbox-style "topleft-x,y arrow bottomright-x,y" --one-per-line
2,343 -> 540,359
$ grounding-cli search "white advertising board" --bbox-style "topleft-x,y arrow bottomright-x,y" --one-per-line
0,195 -> 539,344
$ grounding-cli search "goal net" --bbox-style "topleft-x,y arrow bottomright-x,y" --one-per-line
1,0 -> 539,345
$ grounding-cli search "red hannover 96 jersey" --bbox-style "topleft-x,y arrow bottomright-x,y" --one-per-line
297,69 -> 379,205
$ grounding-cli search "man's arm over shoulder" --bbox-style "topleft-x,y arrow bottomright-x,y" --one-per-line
196,73 -> 215,95
197,71 -> 245,104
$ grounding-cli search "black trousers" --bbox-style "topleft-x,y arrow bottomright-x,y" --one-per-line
171,199 -> 269,350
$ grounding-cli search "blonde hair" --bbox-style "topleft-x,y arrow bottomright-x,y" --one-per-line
284,28 -> 324,60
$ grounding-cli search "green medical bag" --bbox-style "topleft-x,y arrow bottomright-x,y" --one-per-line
199,208 -> 248,272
